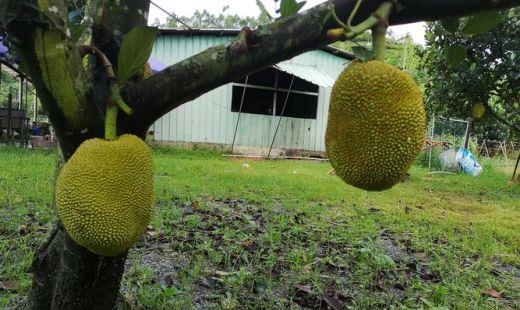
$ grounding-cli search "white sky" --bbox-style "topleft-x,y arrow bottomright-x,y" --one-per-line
148,0 -> 426,45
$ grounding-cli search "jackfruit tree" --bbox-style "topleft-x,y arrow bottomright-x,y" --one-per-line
0,0 -> 518,309
423,9 -> 520,140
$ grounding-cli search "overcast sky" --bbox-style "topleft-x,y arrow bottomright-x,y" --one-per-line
148,0 -> 426,45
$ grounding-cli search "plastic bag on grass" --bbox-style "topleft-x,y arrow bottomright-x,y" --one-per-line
456,147 -> 483,176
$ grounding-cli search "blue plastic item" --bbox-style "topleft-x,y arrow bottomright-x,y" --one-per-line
456,147 -> 483,176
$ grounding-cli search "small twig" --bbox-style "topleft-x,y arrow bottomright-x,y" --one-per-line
327,1 -> 394,41
347,0 -> 365,29
329,3 -> 347,30
79,45 -> 116,83
78,45 -> 133,115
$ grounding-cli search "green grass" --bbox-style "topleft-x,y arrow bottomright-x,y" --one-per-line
0,145 -> 519,309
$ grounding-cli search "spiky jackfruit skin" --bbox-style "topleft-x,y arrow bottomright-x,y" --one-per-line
55,134 -> 154,256
326,60 -> 426,191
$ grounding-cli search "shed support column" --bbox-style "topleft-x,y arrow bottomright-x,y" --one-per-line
33,93 -> 38,122
17,76 -> 23,109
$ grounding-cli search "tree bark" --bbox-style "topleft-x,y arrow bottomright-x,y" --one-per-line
1,1 -> 149,309
28,225 -> 127,310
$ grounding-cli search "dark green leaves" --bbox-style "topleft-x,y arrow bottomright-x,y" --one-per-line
441,19 -> 460,33
280,0 -> 306,17
437,10 -> 505,68
445,46 -> 467,67
117,26 -> 159,83
462,10 -> 503,35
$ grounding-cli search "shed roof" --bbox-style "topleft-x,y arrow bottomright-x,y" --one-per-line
158,28 -> 355,60
275,62 -> 334,87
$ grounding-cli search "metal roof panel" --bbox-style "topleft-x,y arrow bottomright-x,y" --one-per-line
275,62 -> 335,88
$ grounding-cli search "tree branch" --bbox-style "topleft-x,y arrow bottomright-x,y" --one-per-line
484,102 -> 520,134
124,0 -> 520,135
0,0 -> 104,158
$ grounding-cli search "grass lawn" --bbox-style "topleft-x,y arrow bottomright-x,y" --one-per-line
0,146 -> 519,309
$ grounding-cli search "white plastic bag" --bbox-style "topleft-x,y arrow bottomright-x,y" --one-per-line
456,147 -> 483,176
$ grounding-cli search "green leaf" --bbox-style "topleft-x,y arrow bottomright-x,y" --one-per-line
352,46 -> 373,61
117,26 -> 159,83
256,0 -> 272,19
280,0 -> 306,17
462,10 -> 503,35
445,46 -> 467,67
441,19 -> 460,33
69,24 -> 87,42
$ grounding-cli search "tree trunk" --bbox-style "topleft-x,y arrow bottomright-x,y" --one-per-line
28,226 -> 127,310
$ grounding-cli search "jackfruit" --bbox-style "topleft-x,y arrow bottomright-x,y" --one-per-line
143,62 -> 153,79
55,134 -> 154,256
472,103 -> 485,119
326,60 -> 426,191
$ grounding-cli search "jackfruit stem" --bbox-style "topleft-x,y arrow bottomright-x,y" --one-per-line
372,25 -> 387,61
110,84 -> 133,116
326,2 -> 394,42
105,100 -> 118,140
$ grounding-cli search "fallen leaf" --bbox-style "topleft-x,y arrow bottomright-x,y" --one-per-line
323,294 -> 343,310
17,224 -> 28,235
0,280 -> 20,291
295,284 -> 313,294
482,288 -> 502,299
201,277 -> 217,288
213,270 -> 233,277
160,275 -> 176,287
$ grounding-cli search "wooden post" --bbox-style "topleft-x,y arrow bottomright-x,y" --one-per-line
33,93 -> 38,122
7,93 -> 12,141
513,152 -> 520,182
17,76 -> 23,109
463,117 -> 473,149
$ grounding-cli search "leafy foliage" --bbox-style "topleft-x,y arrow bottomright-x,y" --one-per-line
423,8 -> 519,139
333,31 -> 426,86
279,0 -> 306,17
117,26 -> 158,83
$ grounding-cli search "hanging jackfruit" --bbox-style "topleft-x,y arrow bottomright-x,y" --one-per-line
55,134 -> 154,256
326,60 -> 426,191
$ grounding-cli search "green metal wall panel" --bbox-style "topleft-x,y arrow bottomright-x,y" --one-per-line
151,35 -> 348,151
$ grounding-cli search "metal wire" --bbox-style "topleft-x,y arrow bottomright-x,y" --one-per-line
150,1 -> 192,30
231,75 -> 249,153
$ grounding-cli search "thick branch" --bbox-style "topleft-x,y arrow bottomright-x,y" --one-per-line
86,0 -> 150,128
124,0 -> 519,134
0,0 -> 104,158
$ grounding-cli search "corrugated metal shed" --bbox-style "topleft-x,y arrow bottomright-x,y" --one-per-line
151,29 -> 350,153
275,62 -> 335,87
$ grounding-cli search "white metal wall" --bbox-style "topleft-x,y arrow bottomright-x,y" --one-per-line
151,34 -> 348,151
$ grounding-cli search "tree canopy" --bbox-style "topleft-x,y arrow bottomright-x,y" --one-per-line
423,8 -> 520,139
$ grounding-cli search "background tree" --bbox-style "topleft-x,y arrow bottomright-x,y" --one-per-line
334,31 -> 426,85
0,0 -> 518,309
423,8 -> 520,140
154,8 -> 272,29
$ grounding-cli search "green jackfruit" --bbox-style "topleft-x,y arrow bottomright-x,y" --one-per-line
326,60 -> 426,191
55,134 -> 154,256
